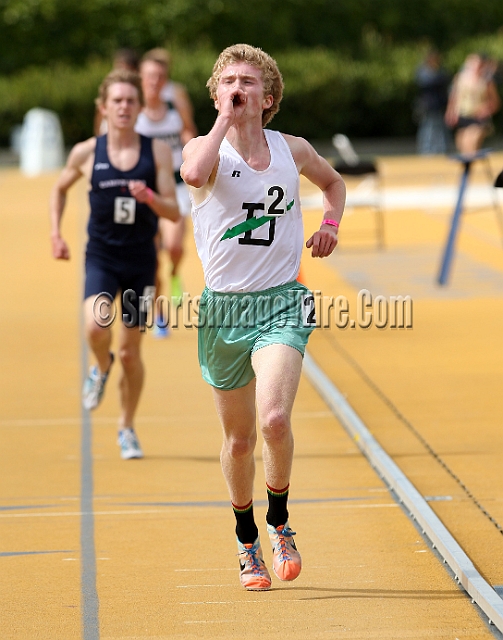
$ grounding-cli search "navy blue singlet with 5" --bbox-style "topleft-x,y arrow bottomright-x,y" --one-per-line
88,134 -> 158,254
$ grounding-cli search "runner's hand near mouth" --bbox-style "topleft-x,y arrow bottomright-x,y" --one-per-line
220,89 -> 247,122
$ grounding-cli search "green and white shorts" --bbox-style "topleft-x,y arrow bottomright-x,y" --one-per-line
197,280 -> 316,390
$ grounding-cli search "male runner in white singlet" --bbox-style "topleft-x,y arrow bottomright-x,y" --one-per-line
181,44 -> 346,590
136,49 -> 197,332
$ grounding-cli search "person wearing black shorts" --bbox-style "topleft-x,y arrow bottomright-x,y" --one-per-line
50,68 -> 180,459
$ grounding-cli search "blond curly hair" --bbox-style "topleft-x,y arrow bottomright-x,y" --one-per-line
206,44 -> 283,127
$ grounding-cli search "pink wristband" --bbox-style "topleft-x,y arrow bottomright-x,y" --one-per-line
146,187 -> 154,205
322,218 -> 339,229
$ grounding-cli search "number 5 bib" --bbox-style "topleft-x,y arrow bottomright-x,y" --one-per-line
114,197 -> 136,224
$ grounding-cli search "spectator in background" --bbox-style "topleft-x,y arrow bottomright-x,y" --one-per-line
445,52 -> 501,155
414,49 -> 451,155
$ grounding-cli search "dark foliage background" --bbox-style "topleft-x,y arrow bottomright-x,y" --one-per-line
1,0 -> 503,145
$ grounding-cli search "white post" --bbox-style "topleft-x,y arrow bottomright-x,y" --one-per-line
20,108 -> 64,176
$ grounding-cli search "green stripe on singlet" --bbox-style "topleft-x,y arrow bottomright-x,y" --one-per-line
220,199 -> 295,241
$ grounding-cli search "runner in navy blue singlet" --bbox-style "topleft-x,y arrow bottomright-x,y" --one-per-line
50,69 -> 180,459
84,133 -> 159,326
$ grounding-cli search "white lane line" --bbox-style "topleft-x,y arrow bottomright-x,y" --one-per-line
180,601 -> 267,605
303,351 -> 503,633
0,418 -> 82,427
180,598 -> 339,605
0,410 -> 332,428
177,584 -> 235,588
0,509 -> 186,518
184,620 -> 234,624
175,568 -> 236,572
175,566 -> 330,575
0,503 -> 397,519
0,416 -> 179,427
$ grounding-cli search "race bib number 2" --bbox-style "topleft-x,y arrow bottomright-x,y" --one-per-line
265,185 -> 287,217
302,293 -> 316,326
114,197 -> 136,224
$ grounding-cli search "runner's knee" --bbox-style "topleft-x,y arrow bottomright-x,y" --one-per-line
260,410 -> 291,443
223,433 -> 256,459
118,344 -> 141,371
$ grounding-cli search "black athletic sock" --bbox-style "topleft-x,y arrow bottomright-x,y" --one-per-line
232,500 -> 259,544
266,483 -> 290,528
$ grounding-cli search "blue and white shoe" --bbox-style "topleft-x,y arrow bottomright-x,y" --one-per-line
118,428 -> 144,460
82,353 -> 114,410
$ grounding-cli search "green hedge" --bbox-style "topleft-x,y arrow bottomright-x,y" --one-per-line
2,36 -> 503,148
0,59 -> 110,147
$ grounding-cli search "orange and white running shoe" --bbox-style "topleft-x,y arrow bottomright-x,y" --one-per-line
237,537 -> 272,591
267,522 -> 302,581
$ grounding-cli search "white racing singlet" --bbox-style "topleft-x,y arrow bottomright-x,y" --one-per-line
160,80 -> 176,105
135,102 -> 191,215
191,129 -> 304,293
135,106 -> 183,171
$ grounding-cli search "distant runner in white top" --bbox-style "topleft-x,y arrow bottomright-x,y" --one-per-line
135,48 -> 197,330
181,44 -> 345,591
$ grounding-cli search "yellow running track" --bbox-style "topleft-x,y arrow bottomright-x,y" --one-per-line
2,152 -> 503,639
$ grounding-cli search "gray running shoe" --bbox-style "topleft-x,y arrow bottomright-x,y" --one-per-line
82,353 -> 114,410
117,428 -> 144,460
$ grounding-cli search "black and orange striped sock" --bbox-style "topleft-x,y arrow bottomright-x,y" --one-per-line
266,483 -> 290,528
232,499 -> 259,545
